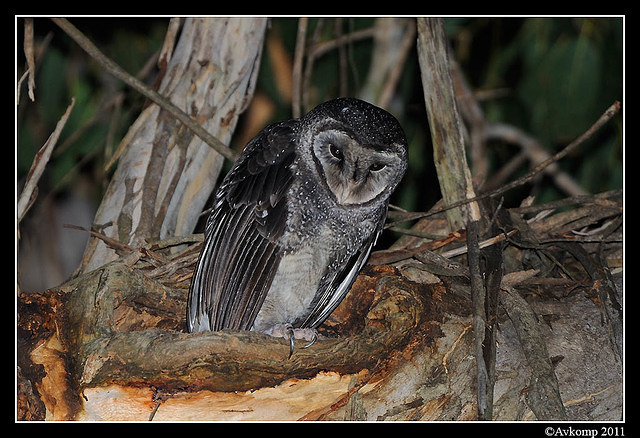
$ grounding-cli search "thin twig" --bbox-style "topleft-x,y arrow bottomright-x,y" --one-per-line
484,122 -> 588,196
306,26 -> 377,59
18,98 -> 75,224
510,189 -> 622,215
386,101 -> 621,228
18,31 -> 53,107
512,101 -> 620,189
439,229 -> 516,259
23,18 -> 36,102
51,17 -> 237,162
334,18 -> 348,97
63,223 -> 134,255
302,22 -> 378,111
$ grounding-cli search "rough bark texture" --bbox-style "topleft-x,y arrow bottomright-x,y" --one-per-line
417,17 -> 478,230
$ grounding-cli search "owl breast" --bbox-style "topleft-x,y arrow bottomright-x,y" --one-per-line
251,171 -> 382,332
251,242 -> 331,332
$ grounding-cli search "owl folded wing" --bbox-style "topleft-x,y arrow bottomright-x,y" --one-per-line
298,221 -> 382,330
187,121 -> 298,332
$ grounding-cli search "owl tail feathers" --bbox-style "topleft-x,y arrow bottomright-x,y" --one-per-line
185,274 -> 210,333
186,272 -> 215,333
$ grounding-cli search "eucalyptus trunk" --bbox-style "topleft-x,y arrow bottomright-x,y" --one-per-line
79,17 -> 267,274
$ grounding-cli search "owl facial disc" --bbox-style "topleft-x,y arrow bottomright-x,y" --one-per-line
312,129 -> 405,205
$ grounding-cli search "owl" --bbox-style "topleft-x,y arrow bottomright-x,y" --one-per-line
187,97 -> 408,355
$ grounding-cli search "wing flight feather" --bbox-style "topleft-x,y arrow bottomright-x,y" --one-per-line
187,121 -> 298,332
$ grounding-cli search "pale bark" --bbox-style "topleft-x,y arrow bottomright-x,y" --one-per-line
79,18 -> 267,274
417,17 -> 480,230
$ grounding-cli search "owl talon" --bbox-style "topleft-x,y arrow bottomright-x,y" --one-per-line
288,338 -> 295,359
286,325 -> 295,359
301,330 -> 318,349
264,324 -> 318,358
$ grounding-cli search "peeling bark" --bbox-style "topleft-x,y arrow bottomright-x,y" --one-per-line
79,18 -> 267,273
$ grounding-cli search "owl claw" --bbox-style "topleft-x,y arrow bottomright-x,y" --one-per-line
289,327 -> 318,358
265,323 -> 318,358
286,325 -> 295,359
301,330 -> 318,349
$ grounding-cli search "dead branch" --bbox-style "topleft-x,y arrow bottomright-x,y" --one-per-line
292,17 -> 308,119
384,101 -> 621,230
17,98 -> 75,225
417,17 -> 480,230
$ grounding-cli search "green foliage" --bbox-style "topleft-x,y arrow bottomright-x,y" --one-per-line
449,17 -> 622,200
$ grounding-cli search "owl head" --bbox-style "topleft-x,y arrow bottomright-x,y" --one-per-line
300,98 -> 408,206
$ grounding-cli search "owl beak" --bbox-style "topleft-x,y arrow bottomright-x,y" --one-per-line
351,164 -> 367,184
333,179 -> 360,205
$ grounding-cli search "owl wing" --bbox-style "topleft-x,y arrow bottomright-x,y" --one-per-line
299,217 -> 384,330
187,121 -> 298,332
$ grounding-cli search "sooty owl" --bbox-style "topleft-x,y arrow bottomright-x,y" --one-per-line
187,97 -> 408,354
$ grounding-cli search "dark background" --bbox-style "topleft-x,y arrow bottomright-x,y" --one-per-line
16,17 -> 624,291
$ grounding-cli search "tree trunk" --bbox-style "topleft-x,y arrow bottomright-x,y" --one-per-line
78,17 -> 267,274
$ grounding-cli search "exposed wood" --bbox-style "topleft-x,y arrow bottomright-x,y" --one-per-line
17,263 -> 441,420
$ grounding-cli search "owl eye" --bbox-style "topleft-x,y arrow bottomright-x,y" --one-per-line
370,163 -> 386,172
328,143 -> 344,161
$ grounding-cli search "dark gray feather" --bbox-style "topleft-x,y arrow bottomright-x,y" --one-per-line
187,121 -> 297,332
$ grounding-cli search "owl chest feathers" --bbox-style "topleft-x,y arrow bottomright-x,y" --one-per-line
252,177 -> 381,331
251,240 -> 331,332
